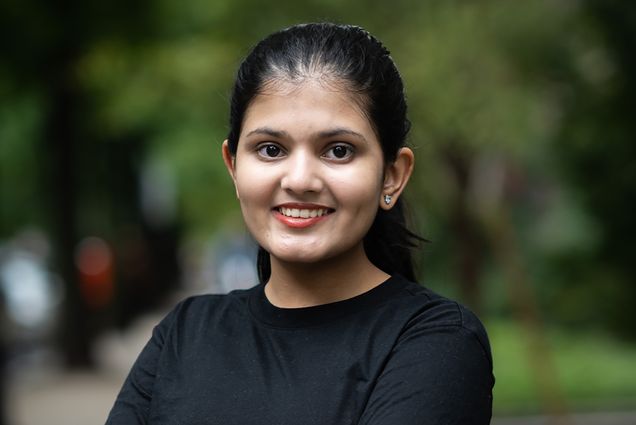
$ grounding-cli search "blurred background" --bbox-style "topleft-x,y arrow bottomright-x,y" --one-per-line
1,0 -> 635,424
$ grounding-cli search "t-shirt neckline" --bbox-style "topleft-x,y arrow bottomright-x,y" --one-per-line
248,275 -> 407,328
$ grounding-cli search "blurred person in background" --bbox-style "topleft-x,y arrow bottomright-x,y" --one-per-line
106,22 -> 494,424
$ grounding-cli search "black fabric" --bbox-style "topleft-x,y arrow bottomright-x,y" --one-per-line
106,275 -> 494,424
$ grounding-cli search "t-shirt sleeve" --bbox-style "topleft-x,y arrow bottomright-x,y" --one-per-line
358,305 -> 494,425
105,302 -> 182,424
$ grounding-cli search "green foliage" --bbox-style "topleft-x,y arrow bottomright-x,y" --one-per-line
0,91 -> 46,236
489,319 -> 636,413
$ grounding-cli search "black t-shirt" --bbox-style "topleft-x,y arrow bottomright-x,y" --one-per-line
106,275 -> 494,424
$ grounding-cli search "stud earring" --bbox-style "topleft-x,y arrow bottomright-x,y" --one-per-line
384,194 -> 392,205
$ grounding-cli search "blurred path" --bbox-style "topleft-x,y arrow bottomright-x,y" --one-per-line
9,368 -> 122,425
7,310 -> 161,425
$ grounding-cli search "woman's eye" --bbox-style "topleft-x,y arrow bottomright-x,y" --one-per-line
257,144 -> 283,158
324,144 -> 354,160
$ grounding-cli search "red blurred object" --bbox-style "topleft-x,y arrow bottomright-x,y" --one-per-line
75,237 -> 114,309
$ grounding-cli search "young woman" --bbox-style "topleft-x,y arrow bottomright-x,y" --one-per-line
106,23 -> 494,424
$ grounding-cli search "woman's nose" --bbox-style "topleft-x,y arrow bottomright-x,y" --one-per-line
280,152 -> 323,194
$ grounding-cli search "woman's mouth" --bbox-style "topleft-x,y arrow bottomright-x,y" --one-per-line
273,205 -> 335,228
277,207 -> 332,218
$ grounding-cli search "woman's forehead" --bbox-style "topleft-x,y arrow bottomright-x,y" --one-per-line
258,77 -> 370,113
241,80 -> 375,137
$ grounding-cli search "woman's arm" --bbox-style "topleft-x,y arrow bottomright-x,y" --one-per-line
359,309 -> 494,425
105,304 -> 180,424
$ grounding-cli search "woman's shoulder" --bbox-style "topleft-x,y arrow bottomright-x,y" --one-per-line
154,285 -> 260,330
363,277 -> 494,423
392,275 -> 486,327
180,285 -> 258,309
389,275 -> 492,362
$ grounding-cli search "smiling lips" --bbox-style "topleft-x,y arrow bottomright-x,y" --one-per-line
273,205 -> 334,228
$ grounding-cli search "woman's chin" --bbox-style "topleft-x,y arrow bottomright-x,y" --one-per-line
268,242 -> 362,269
270,251 -> 328,266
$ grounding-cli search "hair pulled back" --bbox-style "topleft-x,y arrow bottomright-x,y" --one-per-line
227,22 -> 423,282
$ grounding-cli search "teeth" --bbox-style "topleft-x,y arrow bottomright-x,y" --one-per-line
279,207 -> 329,218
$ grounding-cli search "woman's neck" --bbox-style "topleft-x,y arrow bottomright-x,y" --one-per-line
264,244 -> 390,308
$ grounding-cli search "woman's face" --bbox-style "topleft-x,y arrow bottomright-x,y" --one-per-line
224,80 -> 387,266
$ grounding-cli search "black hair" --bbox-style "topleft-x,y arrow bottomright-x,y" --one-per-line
227,22 -> 424,282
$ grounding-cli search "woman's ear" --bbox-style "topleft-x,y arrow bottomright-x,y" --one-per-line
222,140 -> 240,199
380,147 -> 414,210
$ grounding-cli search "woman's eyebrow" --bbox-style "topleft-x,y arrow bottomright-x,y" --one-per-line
245,127 -> 288,139
317,128 -> 368,143
245,126 -> 368,143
